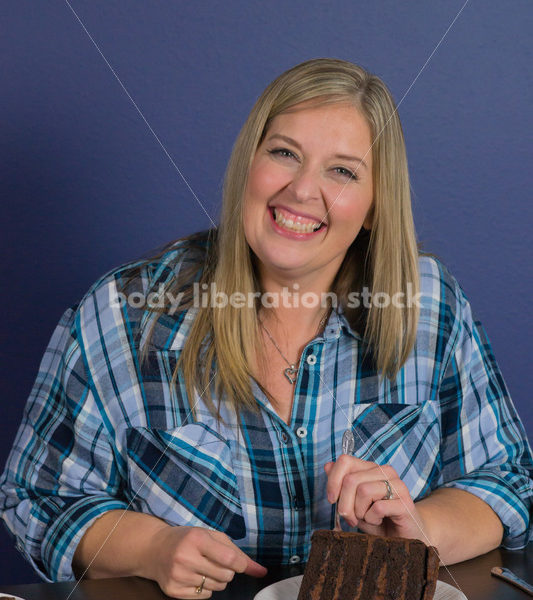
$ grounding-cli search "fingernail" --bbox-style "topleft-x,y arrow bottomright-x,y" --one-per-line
327,492 -> 335,503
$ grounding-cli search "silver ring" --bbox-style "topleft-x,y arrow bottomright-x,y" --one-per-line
382,479 -> 394,500
195,574 -> 206,594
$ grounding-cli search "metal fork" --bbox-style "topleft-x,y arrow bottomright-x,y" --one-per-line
333,429 -> 355,530
491,567 -> 533,596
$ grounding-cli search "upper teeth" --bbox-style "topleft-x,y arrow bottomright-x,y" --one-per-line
274,209 -> 322,233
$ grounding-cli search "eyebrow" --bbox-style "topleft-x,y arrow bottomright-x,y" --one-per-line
266,133 -> 368,170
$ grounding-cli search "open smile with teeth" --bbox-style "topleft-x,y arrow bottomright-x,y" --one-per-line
272,207 -> 326,234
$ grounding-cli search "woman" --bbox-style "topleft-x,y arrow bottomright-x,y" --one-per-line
1,58 -> 532,599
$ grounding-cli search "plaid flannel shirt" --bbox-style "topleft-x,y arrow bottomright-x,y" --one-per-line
1,230 -> 532,581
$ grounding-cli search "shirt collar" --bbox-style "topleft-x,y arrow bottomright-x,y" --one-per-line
321,306 -> 363,342
169,305 -> 363,351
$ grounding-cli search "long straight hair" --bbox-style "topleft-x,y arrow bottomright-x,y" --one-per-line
137,58 -> 420,420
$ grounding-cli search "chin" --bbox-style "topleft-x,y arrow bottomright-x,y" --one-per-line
258,248 -> 309,271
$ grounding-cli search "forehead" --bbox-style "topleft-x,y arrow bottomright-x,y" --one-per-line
265,101 -> 372,157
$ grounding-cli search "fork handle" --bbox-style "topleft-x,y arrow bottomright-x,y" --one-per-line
491,566 -> 533,596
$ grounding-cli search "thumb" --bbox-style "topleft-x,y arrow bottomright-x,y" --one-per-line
244,556 -> 268,577
324,461 -> 333,474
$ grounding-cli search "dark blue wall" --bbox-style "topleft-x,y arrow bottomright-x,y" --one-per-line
1,0 -> 531,585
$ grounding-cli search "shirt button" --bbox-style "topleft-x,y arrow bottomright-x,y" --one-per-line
306,354 -> 317,365
289,555 -> 301,564
280,432 -> 289,444
296,427 -> 307,438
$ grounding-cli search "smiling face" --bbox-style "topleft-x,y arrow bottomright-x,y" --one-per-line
242,100 -> 374,290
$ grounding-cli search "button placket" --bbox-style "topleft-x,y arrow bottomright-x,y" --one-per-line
285,340 -> 320,564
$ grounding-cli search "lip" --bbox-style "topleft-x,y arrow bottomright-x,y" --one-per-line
268,207 -> 327,240
269,203 -> 327,225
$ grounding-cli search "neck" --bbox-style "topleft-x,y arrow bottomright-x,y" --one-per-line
257,266 -> 336,328
258,296 -> 333,348
257,301 -> 331,383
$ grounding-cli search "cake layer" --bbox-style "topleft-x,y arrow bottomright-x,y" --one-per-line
297,530 -> 439,600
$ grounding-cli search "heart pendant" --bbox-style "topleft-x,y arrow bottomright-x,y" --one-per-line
284,366 -> 298,384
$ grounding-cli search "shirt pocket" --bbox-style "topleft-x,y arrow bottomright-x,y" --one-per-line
349,400 -> 441,499
124,423 -> 246,540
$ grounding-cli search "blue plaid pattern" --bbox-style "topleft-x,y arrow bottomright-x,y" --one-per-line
1,231 -> 532,581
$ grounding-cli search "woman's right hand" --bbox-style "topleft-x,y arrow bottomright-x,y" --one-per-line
143,525 -> 268,599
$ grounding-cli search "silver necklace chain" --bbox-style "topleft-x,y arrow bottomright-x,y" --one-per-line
259,307 -> 331,384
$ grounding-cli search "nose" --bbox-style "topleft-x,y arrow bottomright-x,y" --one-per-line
287,166 -> 322,203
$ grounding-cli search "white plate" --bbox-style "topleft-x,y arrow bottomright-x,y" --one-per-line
254,574 -> 467,599
0,594 -> 26,600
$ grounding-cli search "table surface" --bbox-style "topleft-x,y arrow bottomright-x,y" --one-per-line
1,543 -> 531,599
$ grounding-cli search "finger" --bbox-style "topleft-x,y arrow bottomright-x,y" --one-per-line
336,473 -> 358,527
328,458 -> 395,507
336,471 -> 395,526
169,559 -> 234,587
198,575 -> 229,593
201,538 -> 247,573
354,479 -> 404,522
163,578 -> 213,600
338,466 -> 404,527
334,462 -> 399,505
208,529 -> 239,547
172,534 -> 236,585
354,518 -> 384,537
178,574 -> 222,595
193,562 -> 235,586
362,497 -> 411,526
243,556 -> 268,577
175,585 -> 212,599
326,456 -> 376,503
208,530 -> 267,576
202,532 -> 267,577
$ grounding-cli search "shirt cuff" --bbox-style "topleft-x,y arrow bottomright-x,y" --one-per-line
40,495 -> 130,581
440,472 -> 531,549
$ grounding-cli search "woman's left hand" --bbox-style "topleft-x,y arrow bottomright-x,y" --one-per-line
324,455 -> 429,541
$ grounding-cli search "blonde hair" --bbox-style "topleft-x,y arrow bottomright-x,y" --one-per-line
139,58 -> 420,420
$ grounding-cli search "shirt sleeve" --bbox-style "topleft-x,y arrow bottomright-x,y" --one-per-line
0,305 -> 129,582
437,279 -> 533,549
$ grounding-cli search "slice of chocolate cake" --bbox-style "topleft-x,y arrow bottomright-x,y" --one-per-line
297,530 -> 439,600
